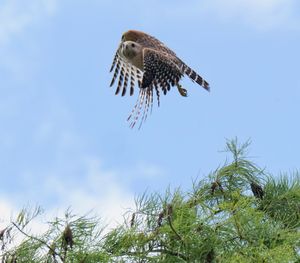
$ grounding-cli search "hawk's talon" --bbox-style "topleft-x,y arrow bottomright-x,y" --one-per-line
177,85 -> 188,97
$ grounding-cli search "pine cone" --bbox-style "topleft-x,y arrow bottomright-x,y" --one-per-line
63,224 -> 73,249
250,181 -> 264,199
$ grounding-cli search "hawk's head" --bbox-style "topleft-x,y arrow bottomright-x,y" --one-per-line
120,41 -> 142,60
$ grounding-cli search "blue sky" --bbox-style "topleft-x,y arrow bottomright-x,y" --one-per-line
0,0 -> 299,226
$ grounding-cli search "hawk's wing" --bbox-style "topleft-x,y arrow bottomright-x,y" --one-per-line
142,48 -> 183,93
136,32 -> 210,92
109,46 -> 143,97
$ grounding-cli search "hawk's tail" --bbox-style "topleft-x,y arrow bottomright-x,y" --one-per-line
182,64 -> 210,91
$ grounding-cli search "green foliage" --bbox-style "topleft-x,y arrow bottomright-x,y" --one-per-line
0,139 -> 299,262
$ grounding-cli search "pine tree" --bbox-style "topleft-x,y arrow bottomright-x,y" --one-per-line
1,140 -> 299,262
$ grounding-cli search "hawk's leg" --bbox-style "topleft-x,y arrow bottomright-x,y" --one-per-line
176,83 -> 188,97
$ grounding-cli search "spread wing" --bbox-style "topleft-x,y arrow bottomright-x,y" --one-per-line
110,46 -> 149,129
109,46 -> 143,97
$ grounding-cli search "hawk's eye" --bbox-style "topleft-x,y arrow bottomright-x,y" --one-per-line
131,43 -> 135,48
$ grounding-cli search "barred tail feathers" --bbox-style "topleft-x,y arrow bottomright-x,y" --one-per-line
183,65 -> 210,91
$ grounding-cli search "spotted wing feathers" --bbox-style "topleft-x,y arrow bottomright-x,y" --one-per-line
142,48 -> 182,91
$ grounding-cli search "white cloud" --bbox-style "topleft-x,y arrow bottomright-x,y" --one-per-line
0,156 -> 136,236
0,198 -> 15,227
21,102 -> 135,226
44,156 -> 135,227
0,0 -> 57,46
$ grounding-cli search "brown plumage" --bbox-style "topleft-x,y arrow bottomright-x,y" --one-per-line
110,30 -> 210,128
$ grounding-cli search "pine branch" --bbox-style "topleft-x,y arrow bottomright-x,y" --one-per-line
12,222 -> 64,262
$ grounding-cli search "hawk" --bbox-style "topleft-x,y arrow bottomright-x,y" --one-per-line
109,30 -> 210,128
